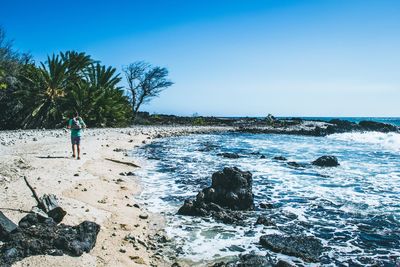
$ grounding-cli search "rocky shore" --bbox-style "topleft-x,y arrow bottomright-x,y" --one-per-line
132,113 -> 400,137
1,119 -> 399,266
236,118 -> 400,136
176,163 -> 333,266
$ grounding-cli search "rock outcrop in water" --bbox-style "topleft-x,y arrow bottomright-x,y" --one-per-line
273,156 -> 287,161
259,234 -> 323,262
237,119 -> 399,137
212,253 -> 294,267
312,156 -> 340,167
0,213 -> 100,267
217,152 -> 240,159
358,120 -> 399,133
177,167 -> 254,224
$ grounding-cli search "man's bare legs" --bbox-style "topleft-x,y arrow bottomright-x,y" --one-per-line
77,145 -> 81,160
72,144 -> 76,158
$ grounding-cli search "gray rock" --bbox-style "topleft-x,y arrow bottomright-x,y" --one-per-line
259,234 -> 323,262
139,214 -> 149,220
312,156 -> 339,167
217,152 -> 240,159
178,167 -> 253,224
1,213 -> 100,266
255,216 -> 275,226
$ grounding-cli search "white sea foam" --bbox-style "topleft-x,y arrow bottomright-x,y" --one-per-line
133,133 -> 400,265
327,132 -> 400,152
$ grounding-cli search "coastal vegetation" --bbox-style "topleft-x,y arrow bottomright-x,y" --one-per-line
0,27 -> 172,130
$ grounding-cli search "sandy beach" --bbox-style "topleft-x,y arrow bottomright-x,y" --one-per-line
0,126 -> 232,267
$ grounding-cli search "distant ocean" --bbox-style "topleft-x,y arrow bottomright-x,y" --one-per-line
280,117 -> 400,127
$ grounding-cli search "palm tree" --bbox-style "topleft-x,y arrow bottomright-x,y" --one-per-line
13,51 -> 131,129
20,54 -> 68,128
65,63 -> 131,127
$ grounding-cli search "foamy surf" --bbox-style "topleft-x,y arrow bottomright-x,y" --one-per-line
327,132 -> 400,152
134,132 -> 400,266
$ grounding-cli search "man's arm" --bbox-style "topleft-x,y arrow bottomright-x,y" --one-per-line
67,119 -> 71,129
79,118 -> 87,129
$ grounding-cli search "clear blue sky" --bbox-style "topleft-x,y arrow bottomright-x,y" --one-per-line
2,0 -> 399,117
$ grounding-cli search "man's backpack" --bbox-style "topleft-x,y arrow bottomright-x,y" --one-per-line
71,117 -> 82,130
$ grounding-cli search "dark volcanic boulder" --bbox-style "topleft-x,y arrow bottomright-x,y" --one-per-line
0,211 -> 18,241
255,215 -> 275,226
208,167 -> 253,210
312,156 -> 339,167
212,253 -> 293,267
217,152 -> 240,159
178,167 -> 254,224
359,120 -> 399,133
212,253 -> 274,267
327,119 -> 360,134
260,234 -> 323,262
287,161 -> 308,168
273,156 -> 287,161
0,213 -> 100,267
259,202 -> 274,209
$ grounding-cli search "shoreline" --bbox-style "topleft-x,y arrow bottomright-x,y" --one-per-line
0,126 -> 233,267
1,123 -> 399,266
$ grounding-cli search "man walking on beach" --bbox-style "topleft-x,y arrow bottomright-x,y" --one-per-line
67,112 -> 86,160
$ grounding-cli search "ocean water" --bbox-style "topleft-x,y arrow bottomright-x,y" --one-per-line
133,131 -> 400,266
282,117 -> 400,127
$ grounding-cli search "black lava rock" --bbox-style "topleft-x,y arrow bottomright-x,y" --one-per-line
312,156 -> 339,167
217,153 -> 240,159
259,234 -> 323,262
259,202 -> 274,209
255,216 -> 275,226
359,120 -> 399,133
287,161 -> 308,168
273,156 -> 287,161
212,253 -> 272,267
177,167 -> 254,224
0,213 -> 100,267
326,119 -> 361,134
0,211 -> 18,241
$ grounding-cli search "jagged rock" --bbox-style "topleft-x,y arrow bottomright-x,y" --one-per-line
259,234 -> 323,262
139,213 -> 149,219
212,253 -> 276,267
0,212 -> 17,241
275,261 -> 295,267
177,167 -> 253,224
217,153 -> 240,159
359,120 -> 398,133
260,155 -> 266,159
208,167 -> 253,210
312,156 -> 339,167
327,119 -> 360,134
273,156 -> 287,161
287,161 -> 307,168
0,213 -> 100,266
255,216 -> 275,226
259,203 -> 274,209
178,199 -> 244,224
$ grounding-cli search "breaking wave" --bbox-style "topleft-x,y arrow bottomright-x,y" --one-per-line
327,132 -> 400,152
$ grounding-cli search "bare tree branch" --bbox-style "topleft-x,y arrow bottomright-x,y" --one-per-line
123,61 -> 173,121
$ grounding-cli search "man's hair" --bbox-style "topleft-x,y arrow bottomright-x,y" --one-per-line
74,112 -> 79,118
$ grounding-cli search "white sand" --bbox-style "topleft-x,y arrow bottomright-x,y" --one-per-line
0,126 -> 232,267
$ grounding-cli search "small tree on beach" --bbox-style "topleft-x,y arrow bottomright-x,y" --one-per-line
123,61 -> 173,121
